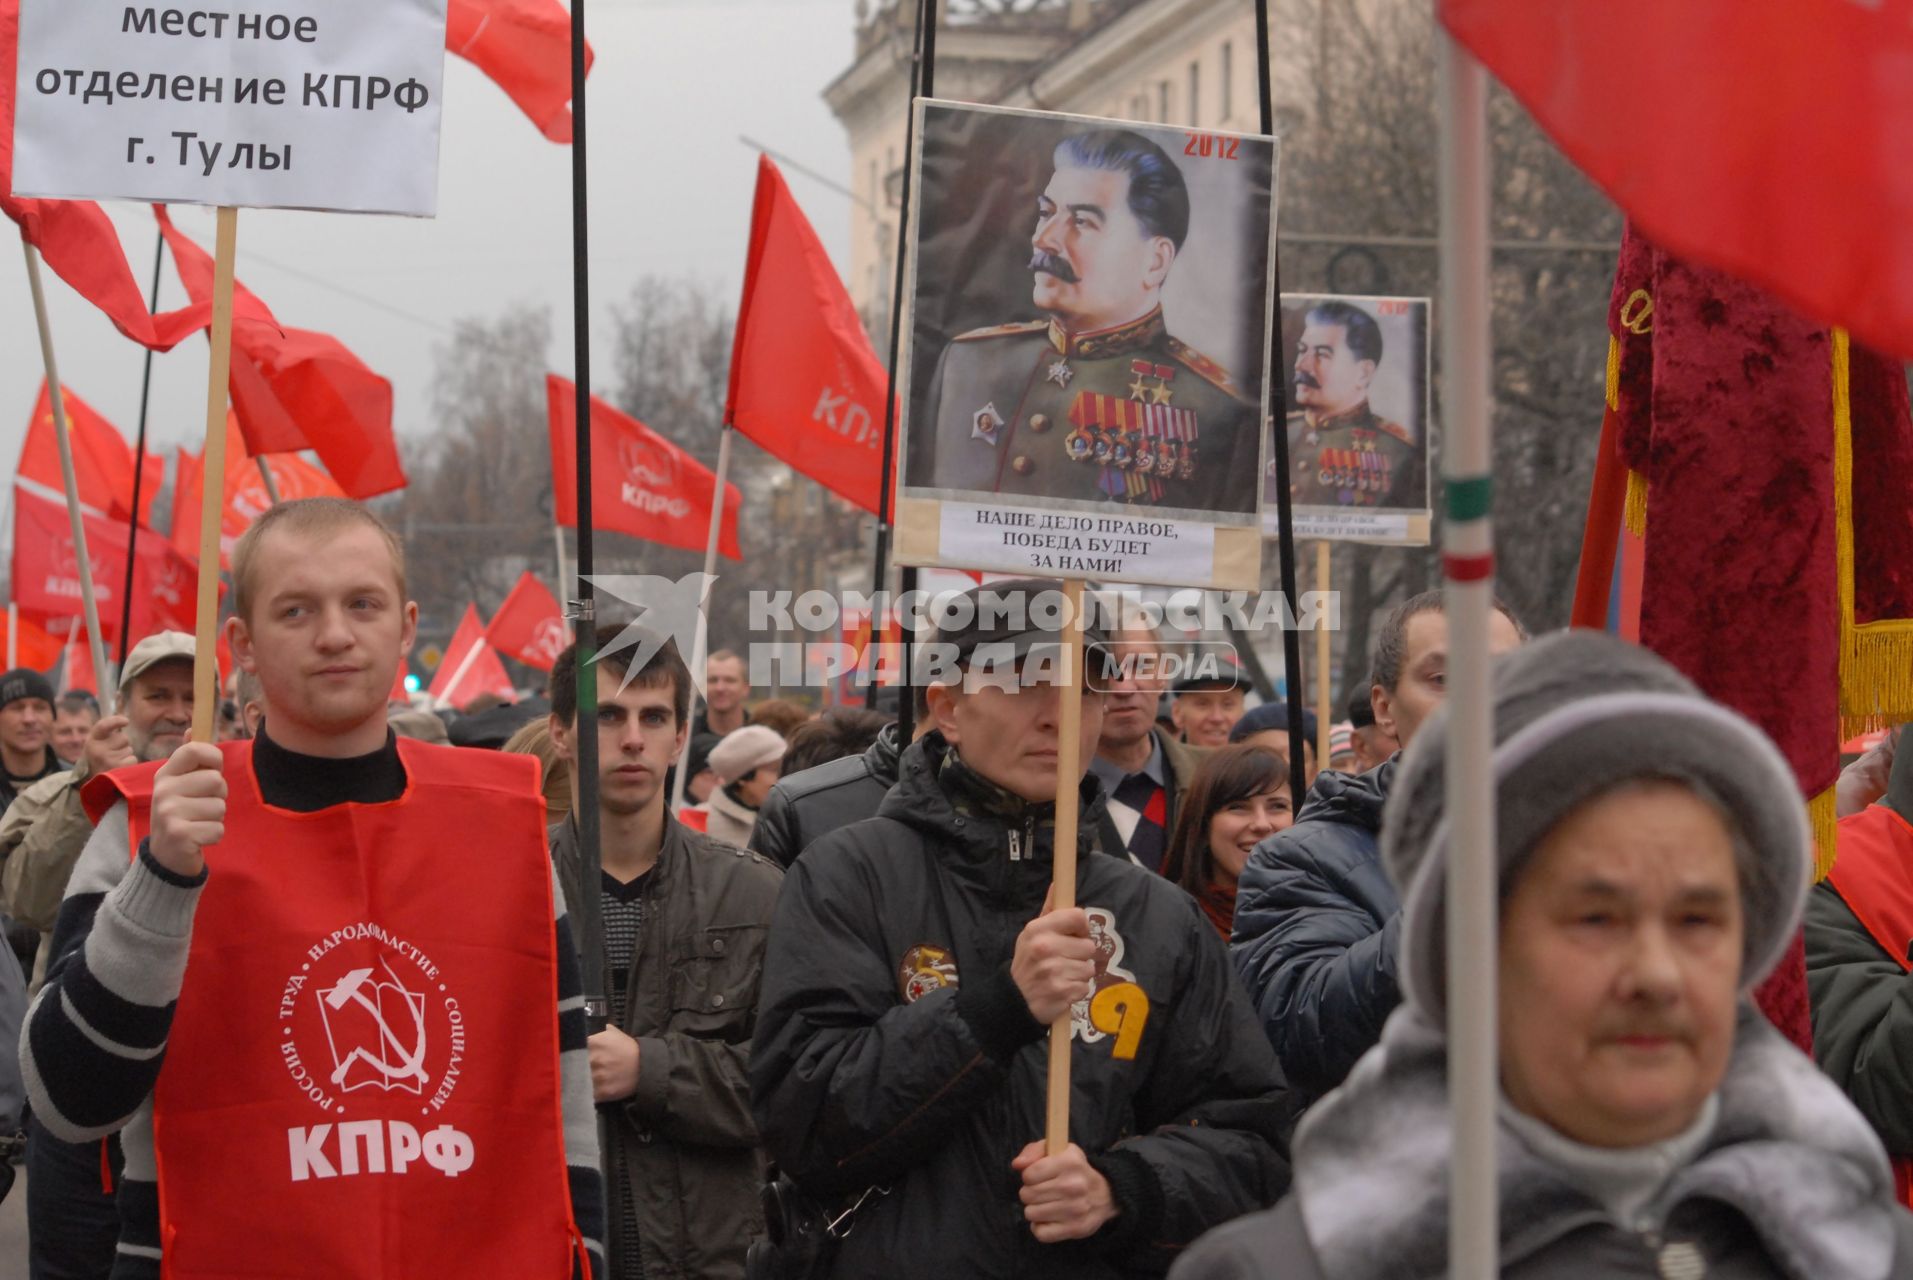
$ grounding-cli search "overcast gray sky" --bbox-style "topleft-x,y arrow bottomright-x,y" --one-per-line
0,0 -> 860,500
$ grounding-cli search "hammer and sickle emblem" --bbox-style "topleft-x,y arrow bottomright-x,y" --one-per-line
1619,289 -> 1654,336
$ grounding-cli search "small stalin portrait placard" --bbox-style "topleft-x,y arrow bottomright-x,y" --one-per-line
893,99 -> 1279,590
1268,293 -> 1432,546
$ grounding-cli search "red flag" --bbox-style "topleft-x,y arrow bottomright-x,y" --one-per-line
155,208 -> 408,499
60,623 -> 99,697
0,2 -> 207,350
170,417 -> 349,569
446,0 -> 591,144
429,604 -> 515,706
1441,0 -> 1913,360
19,382 -> 163,526
546,375 -> 743,558
727,156 -> 891,515
12,484 -> 200,642
0,611 -> 62,672
485,571 -> 567,672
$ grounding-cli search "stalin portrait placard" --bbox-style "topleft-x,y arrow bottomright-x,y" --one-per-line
894,100 -> 1279,591
1267,294 -> 1433,545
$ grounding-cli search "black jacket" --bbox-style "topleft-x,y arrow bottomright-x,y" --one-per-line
748,724 -> 902,868
750,733 -> 1293,1279
552,815 -> 783,1280
1808,877 -> 1913,1157
1229,760 -> 1400,1102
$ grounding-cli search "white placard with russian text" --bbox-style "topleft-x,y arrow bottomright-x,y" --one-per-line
12,0 -> 449,215
937,501 -> 1219,584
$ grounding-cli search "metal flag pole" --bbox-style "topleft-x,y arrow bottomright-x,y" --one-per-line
118,229 -> 166,670
1254,0 -> 1311,807
1438,26 -> 1499,1280
23,238 -> 116,714
568,0 -> 608,1033
866,0 -> 937,604
256,456 -> 282,505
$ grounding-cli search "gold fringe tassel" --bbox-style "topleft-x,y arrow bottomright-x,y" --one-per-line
1622,468 -> 1648,538
1830,327 -> 1913,737
1810,786 -> 1839,882
1605,334 -> 1621,413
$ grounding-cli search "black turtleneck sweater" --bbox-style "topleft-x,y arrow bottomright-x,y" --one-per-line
251,724 -> 408,812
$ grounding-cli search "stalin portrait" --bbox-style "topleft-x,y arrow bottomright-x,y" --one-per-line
1282,299 -> 1420,510
914,128 -> 1262,514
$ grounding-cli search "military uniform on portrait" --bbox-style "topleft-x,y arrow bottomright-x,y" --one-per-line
919,307 -> 1260,514
1285,401 -> 1416,510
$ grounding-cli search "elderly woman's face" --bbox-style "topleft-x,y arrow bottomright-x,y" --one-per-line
1497,782 -> 1743,1148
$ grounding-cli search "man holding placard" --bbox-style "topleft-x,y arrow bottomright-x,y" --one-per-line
22,500 -> 603,1278
750,580 -> 1289,1277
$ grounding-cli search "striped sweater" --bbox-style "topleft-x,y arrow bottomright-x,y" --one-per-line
19,732 -> 606,1278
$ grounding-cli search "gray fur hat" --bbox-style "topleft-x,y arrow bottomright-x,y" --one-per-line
1383,629 -> 1810,1023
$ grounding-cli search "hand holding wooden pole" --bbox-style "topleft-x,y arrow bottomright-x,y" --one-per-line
1045,578 -> 1087,1156
191,207 -> 239,745
1316,542 -> 1332,768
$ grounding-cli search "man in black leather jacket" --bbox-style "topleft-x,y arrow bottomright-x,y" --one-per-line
748,691 -> 924,869
1231,591 -> 1523,1101
751,581 -> 1292,1278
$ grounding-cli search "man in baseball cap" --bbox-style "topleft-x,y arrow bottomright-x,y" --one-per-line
0,631 -> 194,1279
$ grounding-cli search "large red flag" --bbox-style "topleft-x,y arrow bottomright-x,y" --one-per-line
1441,0 -> 1913,360
171,417 -> 348,569
726,155 -> 890,515
12,484 -> 199,642
155,208 -> 407,499
19,382 -> 162,525
446,0 -> 592,144
485,571 -> 567,672
429,604 -> 515,706
546,375 -> 743,558
0,2 -> 207,350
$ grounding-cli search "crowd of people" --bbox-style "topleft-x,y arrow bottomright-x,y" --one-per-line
1,500 -> 1912,1279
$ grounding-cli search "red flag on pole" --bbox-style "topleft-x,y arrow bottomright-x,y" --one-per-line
485,571 -> 567,672
446,0 -> 592,144
546,375 -> 743,558
0,2 -> 208,350
429,604 -> 515,707
156,208 -> 408,499
726,155 -> 891,515
171,417 -> 348,570
13,484 -> 199,642
0,611 -> 62,672
1441,0 -> 1913,360
19,382 -> 162,525
60,621 -> 99,696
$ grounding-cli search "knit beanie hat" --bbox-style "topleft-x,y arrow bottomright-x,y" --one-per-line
1383,629 -> 1810,1023
0,667 -> 55,712
708,724 -> 786,784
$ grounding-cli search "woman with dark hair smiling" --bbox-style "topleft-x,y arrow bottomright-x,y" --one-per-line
1161,744 -> 1294,939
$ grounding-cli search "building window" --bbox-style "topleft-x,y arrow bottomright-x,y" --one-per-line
1221,40 -> 1233,123
1158,80 -> 1170,123
1188,60 -> 1201,126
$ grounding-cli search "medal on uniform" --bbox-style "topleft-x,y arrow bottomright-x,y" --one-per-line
1092,428 -> 1114,463
971,402 -> 1004,446
1178,443 -> 1197,481
1047,359 -> 1073,389
1135,438 -> 1157,476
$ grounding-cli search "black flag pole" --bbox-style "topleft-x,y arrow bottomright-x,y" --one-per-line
117,229 -> 166,673
1254,0 -> 1311,807
569,0 -> 607,1031
871,0 -> 936,743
